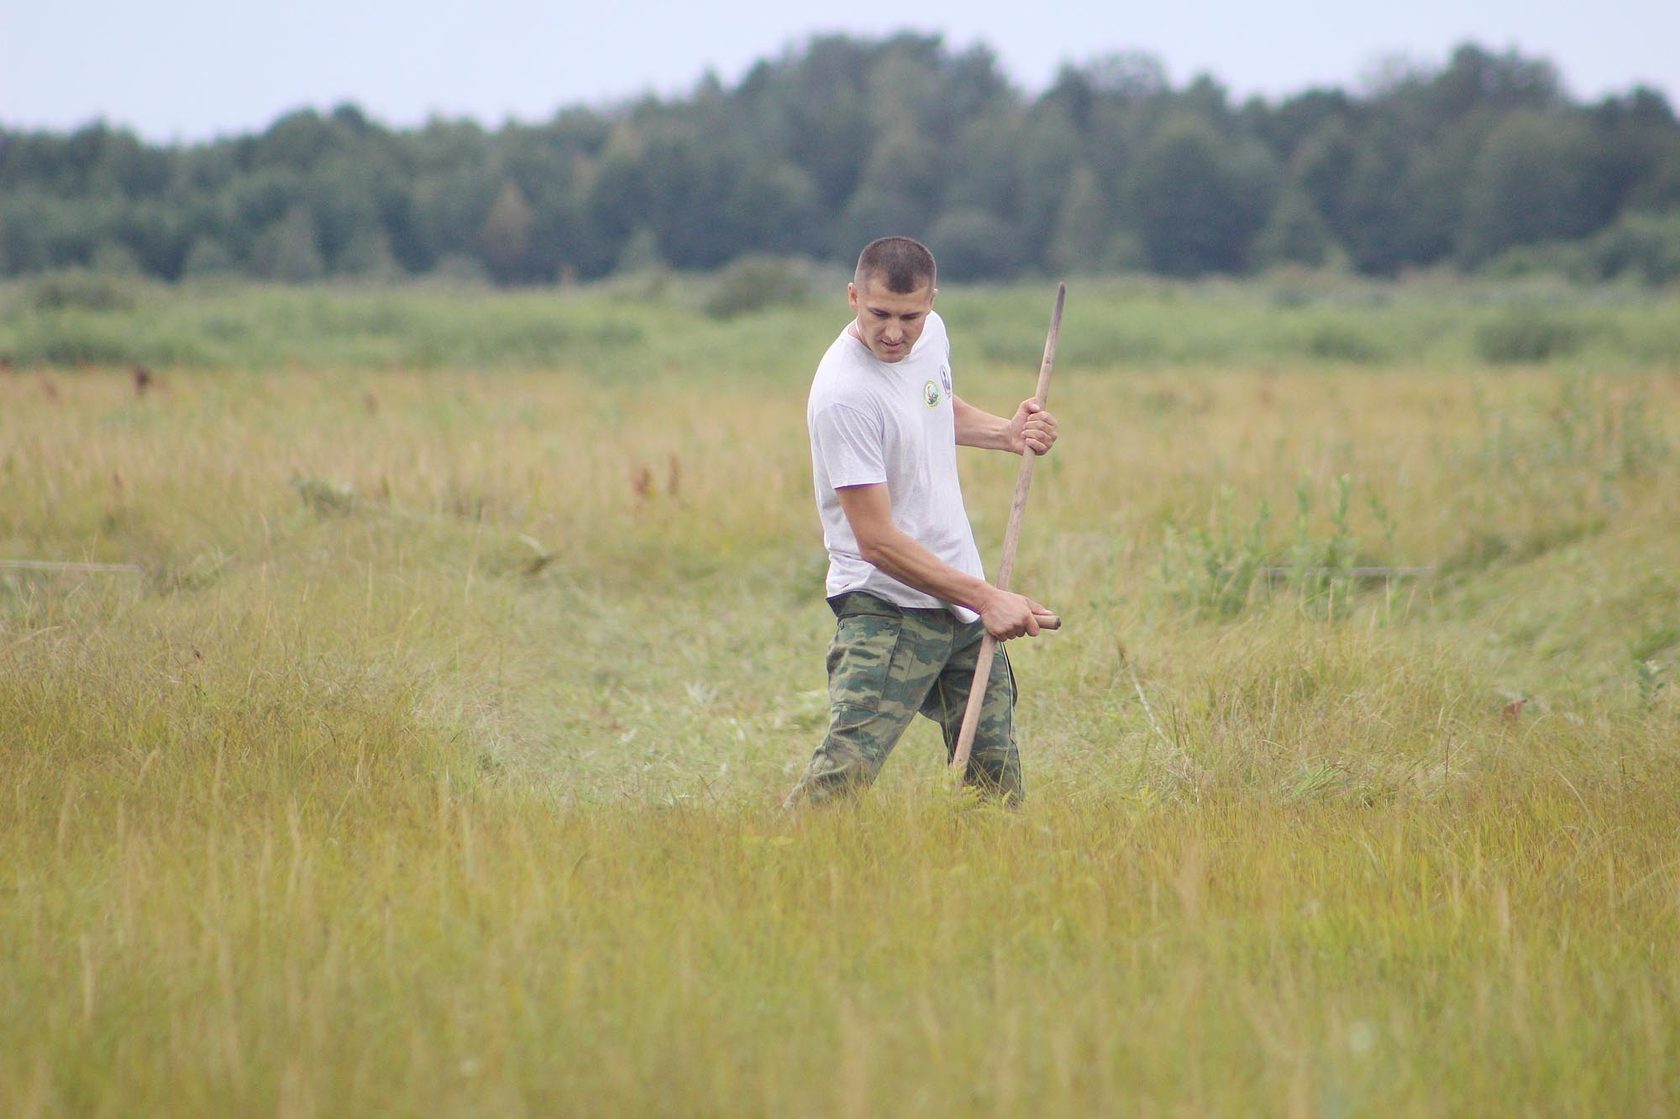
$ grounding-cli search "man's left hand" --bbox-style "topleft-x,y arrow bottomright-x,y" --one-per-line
1008,399 -> 1058,456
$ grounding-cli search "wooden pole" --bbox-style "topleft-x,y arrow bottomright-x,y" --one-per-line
951,282 -> 1064,777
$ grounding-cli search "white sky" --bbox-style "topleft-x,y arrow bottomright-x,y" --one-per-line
3,0 -> 1676,142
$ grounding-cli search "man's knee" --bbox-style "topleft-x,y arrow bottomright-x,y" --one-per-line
786,728 -> 885,807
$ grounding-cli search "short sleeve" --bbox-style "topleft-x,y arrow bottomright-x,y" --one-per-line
811,402 -> 887,489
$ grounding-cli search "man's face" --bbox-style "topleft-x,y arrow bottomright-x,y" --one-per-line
849,274 -> 936,363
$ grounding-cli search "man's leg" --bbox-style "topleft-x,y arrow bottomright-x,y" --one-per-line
785,599 -> 948,808
922,622 -> 1024,803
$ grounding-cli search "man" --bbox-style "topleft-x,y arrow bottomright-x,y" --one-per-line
785,236 -> 1059,807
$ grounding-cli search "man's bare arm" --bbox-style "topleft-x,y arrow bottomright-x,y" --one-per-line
836,483 -> 1054,640
953,395 -> 1058,455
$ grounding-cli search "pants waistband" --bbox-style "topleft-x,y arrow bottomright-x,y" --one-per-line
827,591 -> 953,621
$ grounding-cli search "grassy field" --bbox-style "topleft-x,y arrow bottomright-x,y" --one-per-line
2,277 -> 1678,1116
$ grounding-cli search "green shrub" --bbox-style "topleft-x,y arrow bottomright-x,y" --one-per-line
1475,306 -> 1584,363
1305,322 -> 1388,363
1591,210 -> 1680,286
28,270 -> 140,313
14,314 -> 141,365
1481,212 -> 1680,288
701,256 -> 817,320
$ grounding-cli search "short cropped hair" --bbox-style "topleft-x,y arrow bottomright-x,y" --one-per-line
854,236 -> 937,293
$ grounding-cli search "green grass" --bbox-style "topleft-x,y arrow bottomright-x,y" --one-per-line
2,281 -> 1678,1115
3,270 -> 1679,374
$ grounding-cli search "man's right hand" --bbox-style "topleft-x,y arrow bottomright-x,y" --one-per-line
978,589 -> 1057,640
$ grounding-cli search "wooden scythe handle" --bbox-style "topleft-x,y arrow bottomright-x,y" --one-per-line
951,283 -> 1065,777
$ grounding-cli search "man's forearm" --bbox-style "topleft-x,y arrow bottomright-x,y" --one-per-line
952,396 -> 1014,451
855,525 -> 999,615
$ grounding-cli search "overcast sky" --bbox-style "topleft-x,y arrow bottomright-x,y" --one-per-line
4,0 -> 1676,142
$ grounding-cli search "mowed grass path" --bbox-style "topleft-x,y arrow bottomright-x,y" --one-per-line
3,335 -> 1678,1114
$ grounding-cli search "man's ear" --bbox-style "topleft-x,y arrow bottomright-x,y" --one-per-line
847,283 -> 859,312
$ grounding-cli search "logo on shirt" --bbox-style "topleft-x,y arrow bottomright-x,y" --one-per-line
923,379 -> 941,408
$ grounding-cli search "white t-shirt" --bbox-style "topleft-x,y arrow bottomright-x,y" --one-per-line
807,311 -> 985,622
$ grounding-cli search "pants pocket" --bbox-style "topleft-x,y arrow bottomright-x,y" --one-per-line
826,614 -> 902,715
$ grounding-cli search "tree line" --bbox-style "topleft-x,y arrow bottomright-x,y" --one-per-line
3,36 -> 1679,285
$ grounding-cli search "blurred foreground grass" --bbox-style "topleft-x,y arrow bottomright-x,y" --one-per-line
2,283 -> 1678,1115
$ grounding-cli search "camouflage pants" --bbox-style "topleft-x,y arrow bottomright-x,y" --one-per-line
785,592 -> 1022,807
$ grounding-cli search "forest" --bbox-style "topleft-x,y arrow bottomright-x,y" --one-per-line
3,35 -> 1679,285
